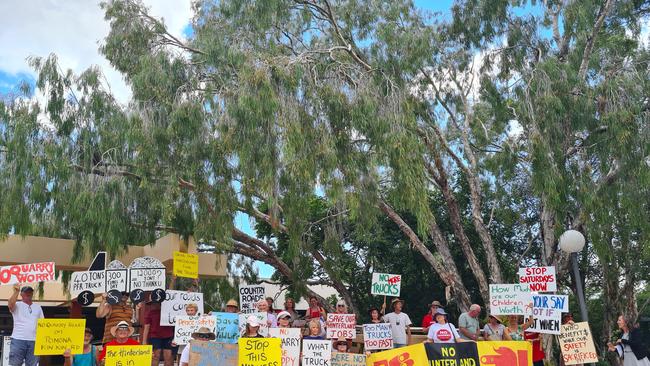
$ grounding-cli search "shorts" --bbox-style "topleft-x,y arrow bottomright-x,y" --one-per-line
150,337 -> 178,354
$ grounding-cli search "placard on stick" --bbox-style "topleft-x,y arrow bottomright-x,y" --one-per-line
173,251 -> 199,279
558,322 -> 598,365
105,345 -> 152,366
518,266 -> 557,292
326,314 -> 356,339
239,285 -> 265,314
0,262 -> 56,286
34,319 -> 86,355
160,290 -> 204,326
238,338 -> 281,366
301,340 -> 332,366
173,315 -> 216,345
363,323 -> 393,350
128,267 -> 166,292
189,340 -> 238,366
268,327 -> 301,366
371,273 -> 401,296
527,310 -> 562,335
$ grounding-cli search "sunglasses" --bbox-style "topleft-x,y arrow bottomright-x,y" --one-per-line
196,334 -> 212,339
337,305 -> 345,307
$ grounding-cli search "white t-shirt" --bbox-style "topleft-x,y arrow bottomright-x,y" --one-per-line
427,323 -> 461,343
179,344 -> 191,364
382,312 -> 412,345
11,302 -> 44,341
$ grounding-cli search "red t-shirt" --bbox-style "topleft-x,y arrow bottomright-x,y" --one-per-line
98,338 -> 141,361
145,307 -> 174,338
524,331 -> 545,362
421,314 -> 434,328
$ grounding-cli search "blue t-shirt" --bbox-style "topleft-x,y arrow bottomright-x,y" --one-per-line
72,346 -> 96,366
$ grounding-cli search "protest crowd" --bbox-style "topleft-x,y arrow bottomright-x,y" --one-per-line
3,260 -> 649,366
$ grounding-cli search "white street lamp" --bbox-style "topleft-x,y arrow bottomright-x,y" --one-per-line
559,230 -> 589,323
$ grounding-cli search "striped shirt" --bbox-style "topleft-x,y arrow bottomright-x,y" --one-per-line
102,303 -> 133,343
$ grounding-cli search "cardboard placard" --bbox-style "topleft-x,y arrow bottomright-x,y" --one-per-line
0,262 -> 55,285
239,312 -> 269,337
301,340 -> 332,366
70,270 -> 105,297
532,294 -> 569,312
370,273 -> 401,297
326,314 -> 356,339
104,345 -> 152,366
173,251 -> 199,279
173,315 -> 216,345
34,319 -> 86,355
239,285 -> 265,314
518,266 -> 557,292
558,322 -> 598,365
238,338 -> 282,366
489,284 -> 532,315
214,312 -> 240,344
362,323 -> 393,350
105,269 -> 128,292
330,352 -> 366,366
527,310 -> 562,335
128,267 -> 165,292
189,340 -> 238,366
160,290 -> 204,326
424,342 -> 480,365
366,343 -> 429,366
268,327 -> 301,366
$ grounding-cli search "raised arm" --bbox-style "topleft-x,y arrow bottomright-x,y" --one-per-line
8,283 -> 21,312
96,293 -> 112,319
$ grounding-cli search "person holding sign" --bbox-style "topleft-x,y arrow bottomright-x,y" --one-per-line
179,327 -> 215,366
382,298 -> 412,348
303,320 -> 325,340
242,315 -> 265,338
96,292 -> 134,344
307,296 -> 327,320
483,314 -> 510,341
277,311 -> 293,328
607,314 -> 650,366
97,321 -> 141,362
426,308 -> 465,344
63,328 -> 96,366
505,314 -> 534,341
7,284 -> 44,366
257,299 -> 278,328
142,301 -> 177,366
225,299 -> 239,313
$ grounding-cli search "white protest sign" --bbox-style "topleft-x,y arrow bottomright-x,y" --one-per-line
326,314 -> 356,339
527,310 -> 562,335
269,327 -> 301,366
301,340 -> 332,366
532,294 -> 569,312
239,312 -> 269,337
70,271 -> 105,297
105,269 -> 128,292
160,290 -> 204,326
172,315 -> 216,345
370,273 -> 401,297
558,322 -> 599,365
0,262 -> 56,286
239,285 -> 265,314
489,284 -> 532,315
128,268 -> 166,291
331,352 -> 366,366
518,266 -> 557,292
362,323 -> 393,350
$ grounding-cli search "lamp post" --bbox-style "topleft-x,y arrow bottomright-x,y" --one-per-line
559,230 -> 589,323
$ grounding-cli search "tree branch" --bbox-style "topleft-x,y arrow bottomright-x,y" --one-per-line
578,0 -> 615,80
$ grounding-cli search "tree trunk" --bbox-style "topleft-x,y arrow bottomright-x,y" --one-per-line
378,199 -> 472,311
430,154 -> 490,305
309,248 -> 357,315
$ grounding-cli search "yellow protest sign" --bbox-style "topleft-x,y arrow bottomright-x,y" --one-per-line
105,345 -> 152,366
34,319 -> 85,355
477,341 -> 532,365
238,338 -> 282,366
173,251 -> 199,279
365,343 -> 428,366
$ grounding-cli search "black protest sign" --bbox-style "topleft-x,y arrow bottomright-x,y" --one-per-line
425,342 -> 480,366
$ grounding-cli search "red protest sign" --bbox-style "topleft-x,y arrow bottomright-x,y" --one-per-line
0,262 -> 56,285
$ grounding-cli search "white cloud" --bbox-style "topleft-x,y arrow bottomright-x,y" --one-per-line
0,0 -> 192,104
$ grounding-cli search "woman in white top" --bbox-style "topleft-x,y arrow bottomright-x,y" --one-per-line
483,314 -> 511,341
427,308 -> 468,343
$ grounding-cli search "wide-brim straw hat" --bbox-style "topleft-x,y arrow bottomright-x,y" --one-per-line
226,299 -> 238,307
110,321 -> 135,337
191,327 -> 216,340
391,298 -> 404,307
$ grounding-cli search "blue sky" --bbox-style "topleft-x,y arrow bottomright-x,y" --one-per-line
0,0 -> 546,278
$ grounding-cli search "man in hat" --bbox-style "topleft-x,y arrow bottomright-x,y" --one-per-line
383,298 -> 412,348
7,283 -> 44,366
143,301 -> 177,366
179,327 -> 215,366
421,301 -> 443,333
97,321 -> 140,362
225,299 -> 239,313
96,292 -> 133,344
